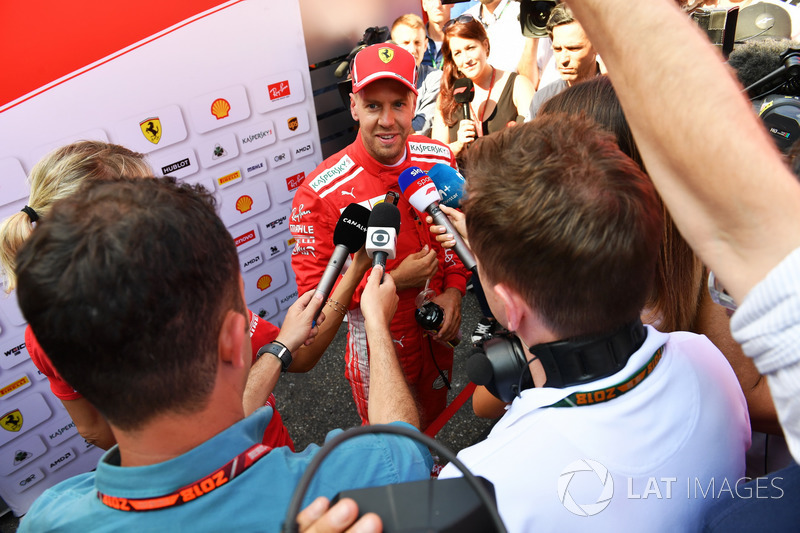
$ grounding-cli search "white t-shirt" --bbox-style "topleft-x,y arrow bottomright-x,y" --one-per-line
466,0 -> 527,73
440,327 -> 751,532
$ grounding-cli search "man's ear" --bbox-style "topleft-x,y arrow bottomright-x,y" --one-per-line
350,92 -> 359,122
218,310 -> 247,368
493,282 -> 529,332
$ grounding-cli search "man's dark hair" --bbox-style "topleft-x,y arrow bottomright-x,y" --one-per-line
546,3 -> 576,39
462,114 -> 663,338
16,176 -> 245,430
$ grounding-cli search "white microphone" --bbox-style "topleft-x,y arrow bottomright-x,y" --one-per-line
366,202 -> 401,271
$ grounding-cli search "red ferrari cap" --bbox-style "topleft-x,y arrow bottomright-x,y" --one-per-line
351,43 -> 418,95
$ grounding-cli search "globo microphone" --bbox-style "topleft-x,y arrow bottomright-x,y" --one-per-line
453,78 -> 475,120
366,202 -> 401,271
314,203 -> 371,318
427,163 -> 466,209
398,167 -> 477,272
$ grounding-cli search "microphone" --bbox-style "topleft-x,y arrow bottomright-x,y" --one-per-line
728,40 -> 800,99
398,167 -> 476,272
366,202 -> 401,272
427,163 -> 466,209
314,203 -> 371,318
453,78 -> 475,120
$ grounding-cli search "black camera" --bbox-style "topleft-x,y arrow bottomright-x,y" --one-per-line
519,0 -> 557,38
415,301 -> 461,348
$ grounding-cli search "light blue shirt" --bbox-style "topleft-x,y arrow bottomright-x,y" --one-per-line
19,408 -> 432,532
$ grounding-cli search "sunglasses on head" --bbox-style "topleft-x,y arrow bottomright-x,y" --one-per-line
443,14 -> 480,32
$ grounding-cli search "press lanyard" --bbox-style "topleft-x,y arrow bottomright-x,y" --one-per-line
547,345 -> 665,408
97,443 -> 271,512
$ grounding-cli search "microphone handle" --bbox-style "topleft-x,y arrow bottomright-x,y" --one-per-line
372,251 -> 388,283
428,203 -> 477,272
314,244 -> 349,320
372,250 -> 388,270
462,102 -> 471,121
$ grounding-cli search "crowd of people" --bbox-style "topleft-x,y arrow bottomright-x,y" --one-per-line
4,0 -> 800,531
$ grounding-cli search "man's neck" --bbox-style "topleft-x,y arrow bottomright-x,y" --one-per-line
112,395 -> 245,467
428,21 -> 445,43
482,0 -> 503,16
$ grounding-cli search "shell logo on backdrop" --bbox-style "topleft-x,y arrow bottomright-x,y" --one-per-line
257,275 -> 273,291
235,195 -> 253,214
211,98 -> 231,119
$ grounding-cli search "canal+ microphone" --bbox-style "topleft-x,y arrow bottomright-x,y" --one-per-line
314,203 -> 370,319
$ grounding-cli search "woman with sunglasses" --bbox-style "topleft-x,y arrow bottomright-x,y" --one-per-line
431,15 -> 534,156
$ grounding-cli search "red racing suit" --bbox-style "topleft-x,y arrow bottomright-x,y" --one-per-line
291,134 -> 469,429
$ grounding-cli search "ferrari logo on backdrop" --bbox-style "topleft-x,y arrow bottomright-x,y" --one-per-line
1,409 -> 23,432
287,117 -> 299,131
379,47 -> 394,63
140,117 -> 162,144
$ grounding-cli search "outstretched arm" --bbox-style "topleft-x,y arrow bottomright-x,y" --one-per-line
362,266 -> 421,427
566,0 -> 800,302
242,289 -> 324,415
290,248 -> 372,372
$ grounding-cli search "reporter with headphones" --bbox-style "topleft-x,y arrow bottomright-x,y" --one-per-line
429,115 -> 750,530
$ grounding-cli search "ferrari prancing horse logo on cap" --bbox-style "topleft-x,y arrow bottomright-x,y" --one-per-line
379,47 -> 394,63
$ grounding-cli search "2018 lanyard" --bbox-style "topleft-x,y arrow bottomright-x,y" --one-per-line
97,443 -> 271,512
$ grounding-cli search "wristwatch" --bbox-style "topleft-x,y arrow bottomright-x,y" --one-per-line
256,341 -> 293,372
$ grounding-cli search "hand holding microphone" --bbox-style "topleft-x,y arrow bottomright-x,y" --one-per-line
398,167 -> 477,273
426,163 -> 468,249
313,203 -> 371,320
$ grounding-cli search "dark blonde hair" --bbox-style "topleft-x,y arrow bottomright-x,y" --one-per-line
0,141 -> 151,292
392,13 -> 425,32
439,18 -> 489,127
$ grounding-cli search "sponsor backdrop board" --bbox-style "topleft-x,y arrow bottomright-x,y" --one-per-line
0,0 -> 317,515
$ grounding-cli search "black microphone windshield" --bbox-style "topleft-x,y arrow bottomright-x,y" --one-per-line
368,202 -> 401,232
333,203 -> 371,252
453,78 -> 475,104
